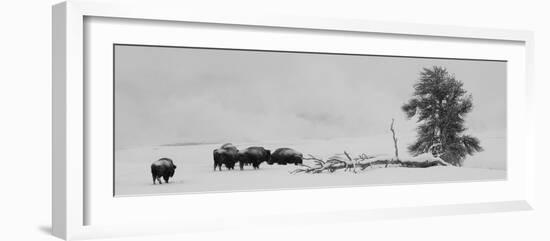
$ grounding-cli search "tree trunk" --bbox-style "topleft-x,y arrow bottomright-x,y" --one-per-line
390,118 -> 399,159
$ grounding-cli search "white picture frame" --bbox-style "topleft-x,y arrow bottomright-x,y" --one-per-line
52,0 -> 535,240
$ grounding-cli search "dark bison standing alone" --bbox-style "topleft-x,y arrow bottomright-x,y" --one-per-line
238,146 -> 271,170
268,148 -> 303,165
213,143 -> 239,171
151,158 -> 177,184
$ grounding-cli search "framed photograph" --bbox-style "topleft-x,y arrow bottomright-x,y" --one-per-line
53,0 -> 535,240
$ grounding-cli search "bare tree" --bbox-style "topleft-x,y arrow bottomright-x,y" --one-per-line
390,118 -> 399,160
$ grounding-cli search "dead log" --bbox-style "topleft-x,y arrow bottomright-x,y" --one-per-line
290,151 -> 448,174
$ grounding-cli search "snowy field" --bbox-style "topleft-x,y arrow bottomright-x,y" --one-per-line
114,133 -> 506,196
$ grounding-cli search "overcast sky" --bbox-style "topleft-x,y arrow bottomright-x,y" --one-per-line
114,45 -> 506,150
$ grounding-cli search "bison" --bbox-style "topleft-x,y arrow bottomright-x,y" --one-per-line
151,158 -> 177,184
238,146 -> 271,170
213,143 -> 239,171
268,148 -> 303,165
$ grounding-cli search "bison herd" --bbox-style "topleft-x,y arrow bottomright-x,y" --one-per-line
213,143 -> 303,171
150,143 -> 304,184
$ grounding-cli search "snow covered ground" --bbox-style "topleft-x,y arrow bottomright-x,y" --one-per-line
114,133 -> 506,196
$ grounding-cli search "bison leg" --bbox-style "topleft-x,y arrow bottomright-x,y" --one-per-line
151,167 -> 158,184
153,175 -> 156,185
163,175 -> 170,183
239,162 -> 244,170
214,162 -> 222,171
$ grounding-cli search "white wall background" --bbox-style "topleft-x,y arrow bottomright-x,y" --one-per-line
0,0 -> 548,240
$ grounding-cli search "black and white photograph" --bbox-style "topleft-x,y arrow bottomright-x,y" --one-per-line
3,0 -> 549,240
114,44 -> 506,196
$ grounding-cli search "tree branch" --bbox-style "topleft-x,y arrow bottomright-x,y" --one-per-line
390,118 -> 399,160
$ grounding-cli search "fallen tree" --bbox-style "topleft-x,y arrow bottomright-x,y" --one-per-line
290,152 -> 449,174
290,119 -> 449,174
